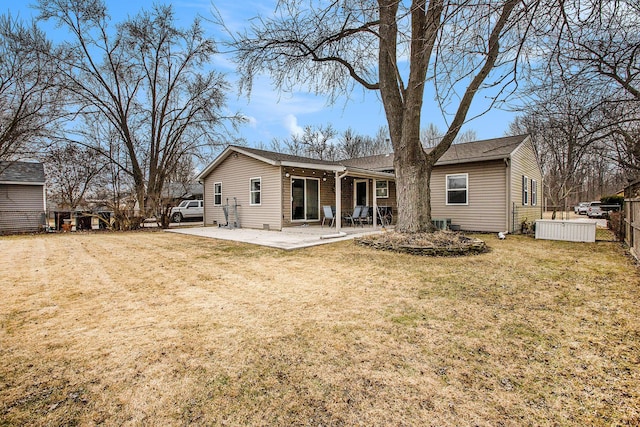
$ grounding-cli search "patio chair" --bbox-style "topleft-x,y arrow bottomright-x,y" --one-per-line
357,206 -> 370,226
342,205 -> 362,227
321,205 -> 335,228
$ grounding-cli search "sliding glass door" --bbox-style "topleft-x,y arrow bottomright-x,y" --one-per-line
291,177 -> 320,221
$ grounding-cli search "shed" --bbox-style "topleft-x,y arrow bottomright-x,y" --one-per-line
0,161 -> 46,234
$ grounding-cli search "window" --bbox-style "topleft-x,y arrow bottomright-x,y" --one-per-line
446,174 -> 468,205
522,176 -> 529,205
214,182 -> 222,206
250,177 -> 261,205
531,179 -> 537,206
376,180 -> 389,198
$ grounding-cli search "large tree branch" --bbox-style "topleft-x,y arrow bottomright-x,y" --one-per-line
430,0 -> 520,162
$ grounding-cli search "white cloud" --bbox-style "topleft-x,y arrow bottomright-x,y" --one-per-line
244,115 -> 258,128
284,114 -> 304,137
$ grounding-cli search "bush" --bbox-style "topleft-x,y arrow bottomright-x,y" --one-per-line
608,211 -> 625,241
601,195 -> 624,206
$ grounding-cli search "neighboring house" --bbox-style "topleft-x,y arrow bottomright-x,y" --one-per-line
0,161 -> 47,234
197,134 -> 542,233
162,181 -> 204,203
624,180 -> 640,199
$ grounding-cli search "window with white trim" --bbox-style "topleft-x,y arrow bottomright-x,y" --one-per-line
250,177 -> 261,205
214,182 -> 222,206
531,179 -> 537,206
522,176 -> 529,206
376,180 -> 389,198
446,173 -> 468,205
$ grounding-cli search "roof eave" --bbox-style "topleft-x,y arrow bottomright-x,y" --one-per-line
435,154 -> 511,166
281,160 -> 344,172
345,167 -> 396,179
198,145 -> 282,181
0,180 -> 45,185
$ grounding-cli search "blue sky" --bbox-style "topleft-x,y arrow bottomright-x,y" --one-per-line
7,0 -> 517,148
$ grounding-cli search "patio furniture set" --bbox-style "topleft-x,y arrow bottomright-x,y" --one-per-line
321,205 -> 393,228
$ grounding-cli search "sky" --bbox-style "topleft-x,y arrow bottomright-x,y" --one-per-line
6,0 -> 517,150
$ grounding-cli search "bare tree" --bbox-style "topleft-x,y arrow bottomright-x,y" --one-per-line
610,121 -> 640,182
519,0 -> 640,186
420,124 -> 477,147
420,123 -> 443,148
455,129 -> 479,145
44,144 -> 107,210
338,127 -> 392,159
0,14 -> 64,161
37,1 -> 242,224
272,124 -> 339,160
508,79 -> 624,215
227,0 -> 540,232
550,1 -> 640,102
339,128 -> 369,159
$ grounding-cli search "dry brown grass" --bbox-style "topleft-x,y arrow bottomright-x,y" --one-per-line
1,230 -> 639,426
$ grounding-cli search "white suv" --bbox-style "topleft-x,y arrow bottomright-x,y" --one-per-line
170,200 -> 203,222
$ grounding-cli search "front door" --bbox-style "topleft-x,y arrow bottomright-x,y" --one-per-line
354,179 -> 368,207
291,177 -> 320,221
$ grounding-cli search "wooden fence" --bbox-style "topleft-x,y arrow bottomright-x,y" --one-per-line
624,198 -> 640,261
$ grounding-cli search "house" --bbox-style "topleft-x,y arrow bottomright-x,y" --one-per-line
0,161 -> 47,234
196,134 -> 543,233
162,181 -> 204,203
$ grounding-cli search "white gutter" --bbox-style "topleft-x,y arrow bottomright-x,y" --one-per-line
280,160 -> 345,172
0,181 -> 45,185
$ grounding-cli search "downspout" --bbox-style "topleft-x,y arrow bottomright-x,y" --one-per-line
505,158 -> 511,232
279,166 -> 283,230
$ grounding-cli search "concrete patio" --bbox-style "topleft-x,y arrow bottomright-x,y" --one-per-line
166,224 -> 388,250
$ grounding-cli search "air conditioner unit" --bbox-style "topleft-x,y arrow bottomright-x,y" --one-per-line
431,218 -> 451,230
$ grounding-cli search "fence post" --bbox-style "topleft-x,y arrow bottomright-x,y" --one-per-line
625,198 -> 640,261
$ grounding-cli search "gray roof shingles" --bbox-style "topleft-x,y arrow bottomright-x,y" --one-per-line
0,161 -> 45,184
203,135 -> 529,178
341,134 -> 528,170
235,145 -> 340,166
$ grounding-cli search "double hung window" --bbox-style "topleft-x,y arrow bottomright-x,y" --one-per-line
250,177 -> 261,205
214,182 -> 222,206
446,174 -> 468,205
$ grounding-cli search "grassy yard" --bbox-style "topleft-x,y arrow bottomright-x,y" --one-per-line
0,230 -> 638,426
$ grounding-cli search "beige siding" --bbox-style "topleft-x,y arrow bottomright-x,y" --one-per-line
202,153 -> 282,230
431,160 -> 507,232
510,138 -> 543,231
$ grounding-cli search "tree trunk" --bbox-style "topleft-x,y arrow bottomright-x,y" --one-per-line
393,134 -> 435,233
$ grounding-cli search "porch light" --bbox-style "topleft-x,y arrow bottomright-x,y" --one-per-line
285,172 -> 290,177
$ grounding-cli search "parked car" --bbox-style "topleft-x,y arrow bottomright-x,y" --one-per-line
574,202 -> 589,215
586,201 -> 621,219
170,200 -> 203,222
